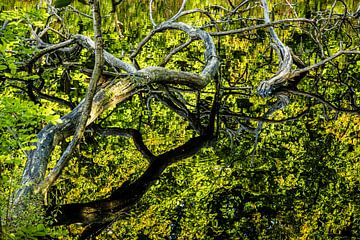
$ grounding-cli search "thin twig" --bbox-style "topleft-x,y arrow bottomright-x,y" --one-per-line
293,50 -> 360,76
149,0 -> 156,27
160,38 -> 194,66
210,18 -> 315,36
169,0 -> 187,22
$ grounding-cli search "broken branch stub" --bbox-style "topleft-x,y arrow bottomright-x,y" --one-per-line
257,0 -> 293,98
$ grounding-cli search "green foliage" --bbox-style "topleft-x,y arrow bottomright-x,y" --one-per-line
0,93 -> 65,239
2,198 -> 67,239
1,0 -> 360,239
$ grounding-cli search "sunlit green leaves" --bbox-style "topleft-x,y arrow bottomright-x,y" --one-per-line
1,0 -> 360,239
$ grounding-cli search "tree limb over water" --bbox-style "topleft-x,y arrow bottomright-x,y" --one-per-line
3,0 -> 359,238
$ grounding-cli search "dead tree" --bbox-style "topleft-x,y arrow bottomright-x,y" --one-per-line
3,0 -> 359,238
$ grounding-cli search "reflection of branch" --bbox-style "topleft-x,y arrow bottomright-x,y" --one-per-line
169,0 -> 187,22
286,89 -> 360,115
292,50 -> 360,76
26,39 -> 75,68
39,26 -> 66,39
177,8 -> 216,23
50,133 -> 214,227
153,93 -> 202,133
228,0 -> 250,16
210,18 -> 315,36
0,77 -> 73,108
221,110 -> 309,123
93,126 -> 155,163
69,5 -> 93,19
160,38 -> 194,67
33,87 -> 74,109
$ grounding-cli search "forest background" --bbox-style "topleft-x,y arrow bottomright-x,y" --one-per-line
0,0 -> 360,239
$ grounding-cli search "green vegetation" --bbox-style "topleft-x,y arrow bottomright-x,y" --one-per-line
0,0 -> 359,239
